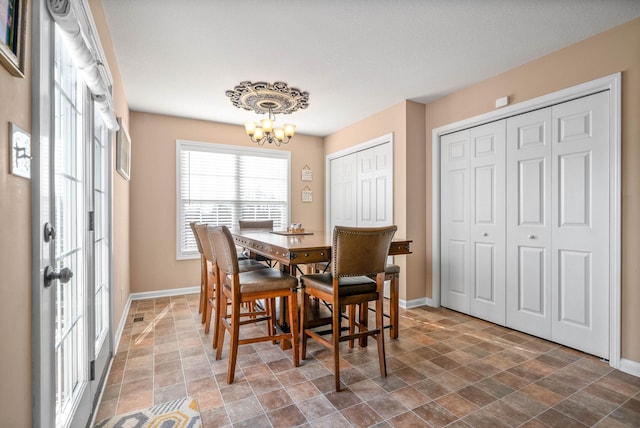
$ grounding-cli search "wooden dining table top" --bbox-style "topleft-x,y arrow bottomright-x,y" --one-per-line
231,228 -> 412,268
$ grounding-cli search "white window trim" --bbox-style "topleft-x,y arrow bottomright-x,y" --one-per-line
175,139 -> 291,260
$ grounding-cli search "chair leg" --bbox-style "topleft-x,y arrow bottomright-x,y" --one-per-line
212,276 -> 222,349
300,291 -> 309,360
288,292 -> 300,367
204,273 -> 215,335
390,273 -> 399,339
333,301 -> 342,392
376,293 -> 387,378
199,256 -> 206,318
348,304 -> 356,348
215,295 -> 227,360
227,298 -> 241,384
359,302 -> 369,348
267,298 -> 276,344
201,266 -> 209,325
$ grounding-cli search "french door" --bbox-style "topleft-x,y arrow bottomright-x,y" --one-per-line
33,5 -> 113,426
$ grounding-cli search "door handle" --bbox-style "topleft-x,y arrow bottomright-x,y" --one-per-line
482,232 -> 488,237
528,234 -> 536,239
44,266 -> 73,288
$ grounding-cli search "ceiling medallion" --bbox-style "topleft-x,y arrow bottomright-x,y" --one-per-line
226,81 -> 310,146
226,81 -> 309,114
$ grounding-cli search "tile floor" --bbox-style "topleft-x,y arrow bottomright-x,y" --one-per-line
95,294 -> 640,427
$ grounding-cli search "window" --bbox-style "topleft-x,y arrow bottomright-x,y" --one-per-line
176,140 -> 291,259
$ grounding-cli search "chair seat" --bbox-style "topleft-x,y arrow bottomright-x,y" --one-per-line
384,264 -> 400,275
302,273 -> 376,297
223,268 -> 298,294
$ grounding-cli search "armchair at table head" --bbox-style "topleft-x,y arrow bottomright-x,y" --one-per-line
238,219 -> 275,265
238,219 -> 274,229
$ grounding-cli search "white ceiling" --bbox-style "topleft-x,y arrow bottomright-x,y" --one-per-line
102,0 -> 640,137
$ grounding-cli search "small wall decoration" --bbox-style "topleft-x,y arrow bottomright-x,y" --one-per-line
116,117 -> 131,180
0,0 -> 27,77
301,164 -> 312,181
10,122 -> 30,178
302,185 -> 312,202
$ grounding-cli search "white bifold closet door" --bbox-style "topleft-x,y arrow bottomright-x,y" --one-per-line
505,108 -> 553,338
440,121 -> 506,325
506,91 -> 610,358
442,91 -> 610,359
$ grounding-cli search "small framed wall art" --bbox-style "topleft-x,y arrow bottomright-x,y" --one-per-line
302,185 -> 312,202
301,164 -> 312,181
10,122 -> 30,178
116,117 -> 131,180
0,0 -> 27,77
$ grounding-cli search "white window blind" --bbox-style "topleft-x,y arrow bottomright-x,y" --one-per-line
176,140 -> 290,259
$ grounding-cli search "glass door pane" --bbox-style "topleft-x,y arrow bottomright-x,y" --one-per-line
54,27 -> 89,428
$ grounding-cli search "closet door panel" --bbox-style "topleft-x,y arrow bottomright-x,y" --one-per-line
357,142 -> 393,226
551,92 -> 609,359
469,121 -> 505,325
440,130 -> 471,313
330,154 -> 357,228
506,108 -> 553,338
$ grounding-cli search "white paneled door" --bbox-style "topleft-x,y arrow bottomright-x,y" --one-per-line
330,153 -> 358,228
440,122 -> 506,324
356,142 -> 394,227
469,122 -> 506,325
550,92 -> 609,358
329,140 -> 393,231
441,90 -> 611,359
440,129 -> 471,314
506,108 -> 553,338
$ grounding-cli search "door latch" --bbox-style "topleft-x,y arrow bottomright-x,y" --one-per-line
44,266 -> 73,288
44,223 -> 56,242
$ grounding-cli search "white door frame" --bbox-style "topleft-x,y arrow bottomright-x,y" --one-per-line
431,73 -> 621,369
325,133 -> 394,232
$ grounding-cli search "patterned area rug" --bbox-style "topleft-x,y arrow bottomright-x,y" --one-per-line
95,397 -> 201,428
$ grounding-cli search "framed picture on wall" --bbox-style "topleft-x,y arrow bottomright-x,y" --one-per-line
116,118 -> 131,180
0,0 -> 27,77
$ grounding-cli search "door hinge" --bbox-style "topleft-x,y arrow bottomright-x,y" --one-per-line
90,360 -> 95,381
88,211 -> 94,232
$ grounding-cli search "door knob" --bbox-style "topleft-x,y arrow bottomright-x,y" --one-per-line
528,234 -> 535,239
482,232 -> 488,237
44,266 -> 73,288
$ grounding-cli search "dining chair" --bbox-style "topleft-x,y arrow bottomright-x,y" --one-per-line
300,225 -> 397,392
189,221 -> 207,323
238,219 -> 274,229
238,219 -> 275,266
209,225 -> 300,384
193,223 -> 267,339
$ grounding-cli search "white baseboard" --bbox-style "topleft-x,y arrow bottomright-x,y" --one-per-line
400,297 -> 426,309
130,285 -> 199,301
620,358 -> 640,378
113,293 -> 133,355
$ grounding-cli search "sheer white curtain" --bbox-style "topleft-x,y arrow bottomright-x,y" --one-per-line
47,0 -> 119,130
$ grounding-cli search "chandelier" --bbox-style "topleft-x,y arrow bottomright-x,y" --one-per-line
226,81 -> 309,146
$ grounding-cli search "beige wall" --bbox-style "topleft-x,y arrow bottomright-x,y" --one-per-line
424,18 -> 640,362
0,1 -> 31,424
324,101 -> 428,302
129,112 -> 324,293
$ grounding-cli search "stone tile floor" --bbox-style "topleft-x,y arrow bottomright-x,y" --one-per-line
95,294 -> 640,427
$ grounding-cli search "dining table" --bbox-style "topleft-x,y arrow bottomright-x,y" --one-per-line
231,228 -> 412,346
